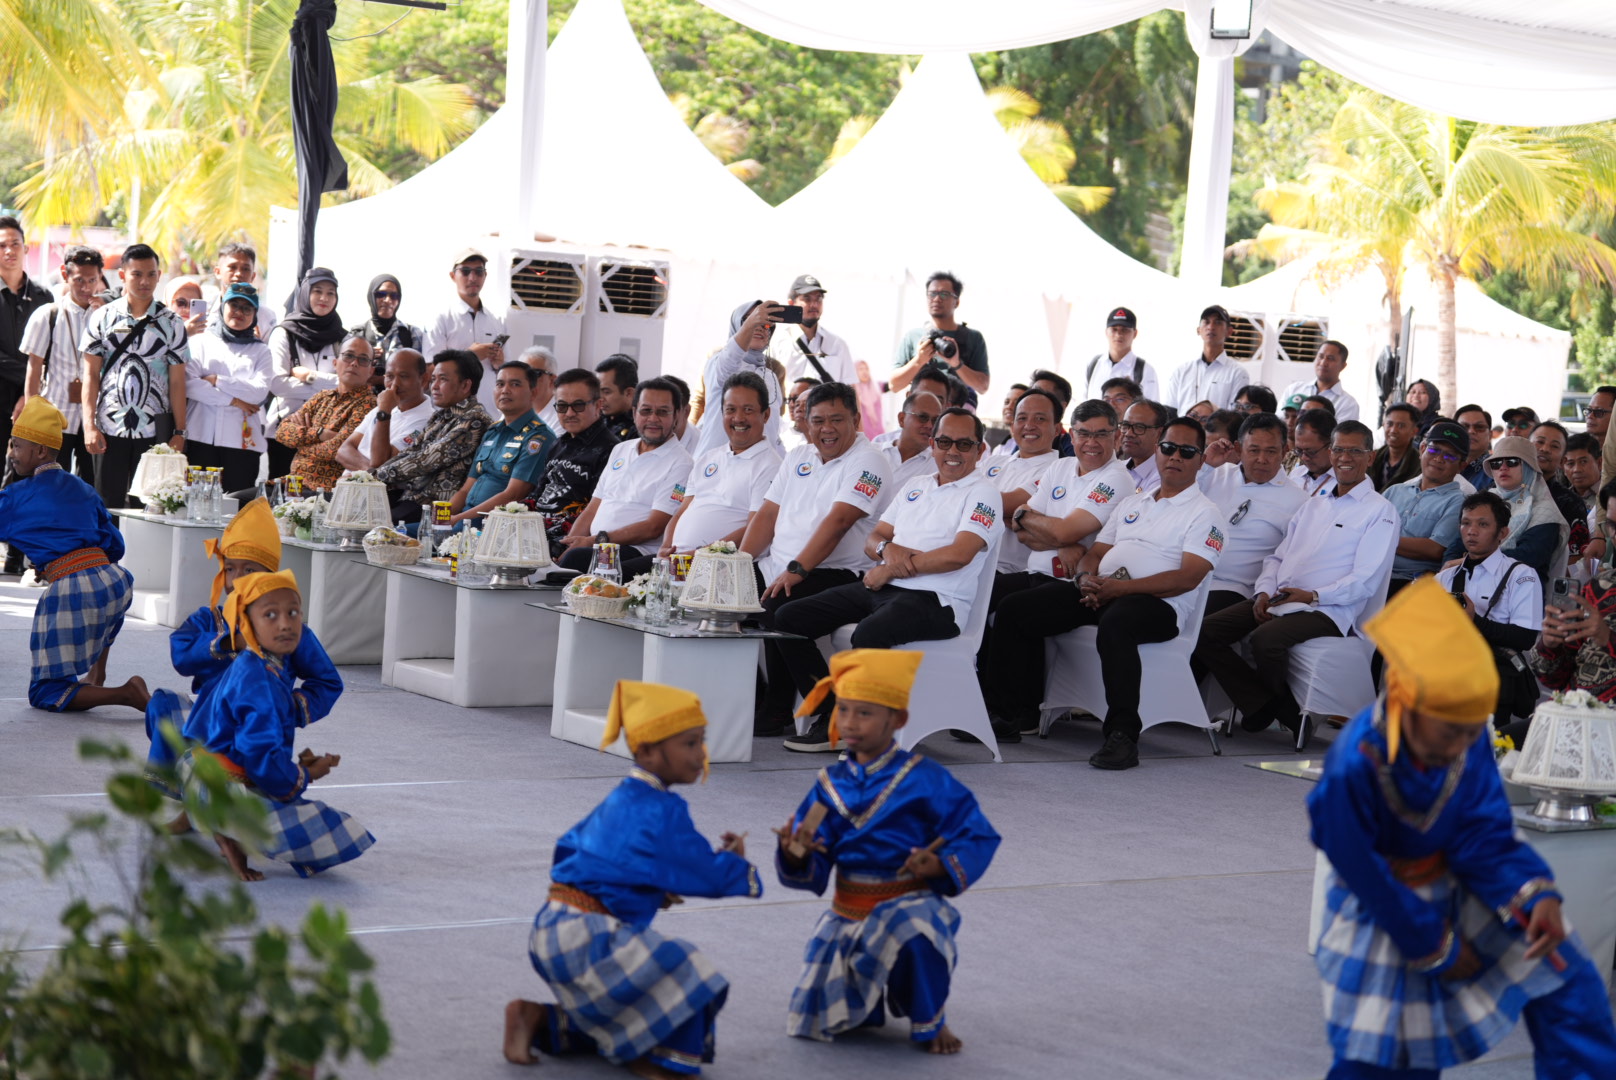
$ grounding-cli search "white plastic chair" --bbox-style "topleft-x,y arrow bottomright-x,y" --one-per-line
806,533 -> 1003,761
1281,545 -> 1397,750
1037,577 -> 1221,754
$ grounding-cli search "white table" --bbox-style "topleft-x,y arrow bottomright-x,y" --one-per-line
279,539 -> 387,665
110,510 -> 224,628
380,563 -> 563,707
536,602 -> 798,764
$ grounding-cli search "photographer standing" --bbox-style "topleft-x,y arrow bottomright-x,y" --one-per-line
889,271 -> 988,406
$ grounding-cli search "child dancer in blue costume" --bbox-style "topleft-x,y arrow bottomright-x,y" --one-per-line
1309,576 -> 1616,1079
777,648 -> 1000,1055
179,569 -> 371,882
504,680 -> 761,1078
0,398 -> 144,712
144,497 -> 339,804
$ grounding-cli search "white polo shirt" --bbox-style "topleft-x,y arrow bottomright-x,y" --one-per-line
1021,457 -> 1134,577
591,437 -> 693,539
1095,484 -> 1224,631
879,472 -> 1001,626
1198,462 -> 1306,596
884,442 -> 938,489
670,438 -> 782,550
1436,548 -> 1543,631
354,396 -> 435,458
1256,478 -> 1400,634
1280,379 -> 1360,423
1163,352 -> 1247,413
422,297 -> 507,415
1081,350 -> 1160,403
980,450 -> 1059,573
757,434 -> 891,581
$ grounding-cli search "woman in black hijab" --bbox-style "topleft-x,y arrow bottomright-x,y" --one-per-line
350,274 -> 422,379
1402,377 -> 1441,430
266,267 -> 352,478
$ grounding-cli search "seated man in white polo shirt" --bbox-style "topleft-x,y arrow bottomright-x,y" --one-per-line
557,377 -> 692,570
741,382 -> 892,733
987,417 -> 1224,769
1196,411 -> 1305,616
336,348 -> 435,472
624,371 -> 782,579
980,387 -> 1062,570
774,408 -> 1000,752
1193,419 -> 1399,743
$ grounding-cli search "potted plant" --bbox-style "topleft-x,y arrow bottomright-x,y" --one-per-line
147,476 -> 187,516
273,497 -> 320,540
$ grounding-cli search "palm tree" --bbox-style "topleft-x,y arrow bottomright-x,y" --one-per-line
0,0 -> 152,147
1242,94 -> 1616,407
13,0 -> 474,263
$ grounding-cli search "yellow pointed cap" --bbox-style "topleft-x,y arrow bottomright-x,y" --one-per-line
796,649 -> 923,745
1365,575 -> 1498,762
204,498 -> 282,608
13,397 -> 64,450
222,569 -> 300,657
601,680 -> 706,754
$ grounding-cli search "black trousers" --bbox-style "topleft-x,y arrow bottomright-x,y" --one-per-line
976,570 -> 1045,686
1192,601 -> 1341,719
92,432 -> 158,511
986,580 -> 1179,740
185,440 -> 261,496
754,566 -> 859,720
0,378 -> 20,453
267,437 -> 296,481
773,582 -> 960,708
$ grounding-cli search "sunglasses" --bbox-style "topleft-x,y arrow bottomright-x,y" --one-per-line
454,265 -> 488,278
932,436 -> 980,452
553,399 -> 597,413
1585,405 -> 1611,420
338,350 -> 371,362
1421,443 -> 1461,463
374,290 -> 400,300
1488,456 -> 1523,469
1157,441 -> 1201,460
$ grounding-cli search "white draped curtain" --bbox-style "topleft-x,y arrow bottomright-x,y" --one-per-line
697,0 -> 1616,286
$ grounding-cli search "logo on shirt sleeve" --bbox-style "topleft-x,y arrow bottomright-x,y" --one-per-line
525,438 -> 546,455
853,470 -> 882,499
970,501 -> 996,528
704,462 -> 719,477
671,483 -> 687,504
1205,526 -> 1225,553
1087,483 -> 1116,505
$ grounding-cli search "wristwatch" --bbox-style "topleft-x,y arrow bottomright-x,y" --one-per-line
375,410 -> 392,422
786,559 -> 807,577
875,539 -> 891,558
172,429 -> 187,437
596,530 -> 610,545
1012,505 -> 1030,528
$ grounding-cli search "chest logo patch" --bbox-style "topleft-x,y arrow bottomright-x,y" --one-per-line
1123,509 -> 1141,525
905,488 -> 923,502
796,461 -> 814,477
611,457 -> 625,471
704,462 -> 719,477
986,464 -> 1002,477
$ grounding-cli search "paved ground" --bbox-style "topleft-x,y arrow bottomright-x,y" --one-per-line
0,579 -> 1544,1078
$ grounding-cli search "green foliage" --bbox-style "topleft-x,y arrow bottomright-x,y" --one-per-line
0,737 -> 389,1079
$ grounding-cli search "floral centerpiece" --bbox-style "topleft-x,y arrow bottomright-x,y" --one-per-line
272,497 -> 322,538
494,502 -> 528,514
700,540 -> 738,555
341,470 -> 377,484
147,444 -> 181,456
147,477 -> 188,515
625,573 -> 653,607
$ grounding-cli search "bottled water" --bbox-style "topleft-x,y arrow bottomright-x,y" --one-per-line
207,468 -> 224,522
643,559 -> 673,626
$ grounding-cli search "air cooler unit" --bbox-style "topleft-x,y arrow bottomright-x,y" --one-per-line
1273,315 -> 1329,365
580,256 -> 669,378
1225,310 -> 1329,388
506,249 -> 587,367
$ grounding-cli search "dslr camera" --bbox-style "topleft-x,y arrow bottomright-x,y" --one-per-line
925,327 -> 958,360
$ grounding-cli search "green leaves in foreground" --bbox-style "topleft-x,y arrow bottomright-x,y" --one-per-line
0,737 -> 389,1079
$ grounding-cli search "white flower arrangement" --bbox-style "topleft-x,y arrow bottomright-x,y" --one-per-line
272,497 -> 322,529
1552,689 -> 1604,709
148,477 -> 188,513
700,540 -> 739,555
147,444 -> 181,456
624,572 -> 654,606
435,529 -> 478,557
340,470 -> 378,484
494,502 -> 531,514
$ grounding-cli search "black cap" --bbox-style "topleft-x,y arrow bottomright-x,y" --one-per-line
1501,406 -> 1539,427
1422,419 -> 1469,457
788,274 -> 826,298
1105,306 -> 1137,329
1199,304 -> 1230,324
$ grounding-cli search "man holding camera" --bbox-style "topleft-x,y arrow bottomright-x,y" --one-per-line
889,271 -> 989,406
766,274 -> 855,387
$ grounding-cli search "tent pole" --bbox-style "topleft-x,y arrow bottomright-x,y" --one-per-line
507,0 -> 548,237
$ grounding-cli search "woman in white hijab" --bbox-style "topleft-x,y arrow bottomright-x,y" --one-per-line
1484,434 -> 1569,586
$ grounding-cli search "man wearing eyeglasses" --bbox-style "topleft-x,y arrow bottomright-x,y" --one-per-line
781,376 -> 819,451
1118,400 -> 1168,493
515,344 -> 561,435
885,391 -> 942,488
272,336 -> 378,492
1381,420 -> 1469,598
531,368 -> 616,554
423,247 -> 507,416
1195,420 -> 1399,745
774,408 -> 1000,752
1279,340 -> 1359,423
888,271 -> 989,406
1454,404 -> 1494,492
1288,408 -> 1338,496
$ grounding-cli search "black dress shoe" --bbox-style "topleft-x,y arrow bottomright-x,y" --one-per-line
783,717 -> 841,753
988,716 -> 1022,744
753,714 -> 791,737
1088,731 -> 1139,770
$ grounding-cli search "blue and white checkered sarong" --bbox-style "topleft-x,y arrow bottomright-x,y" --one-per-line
28,563 -> 132,710
1316,867 -> 1580,1070
787,890 -> 959,1042
143,689 -> 192,800
527,901 -> 729,1067
178,750 -> 375,878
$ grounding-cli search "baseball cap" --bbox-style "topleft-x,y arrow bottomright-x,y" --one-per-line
1422,419 -> 1469,458
1283,393 -> 1306,412
1105,306 -> 1137,329
1501,406 -> 1538,427
1199,304 -> 1231,324
222,282 -> 260,309
789,273 -> 826,297
450,246 -> 487,268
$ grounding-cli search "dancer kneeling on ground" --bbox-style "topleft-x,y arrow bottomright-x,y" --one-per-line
0,398 -> 144,713
1308,576 -> 1616,1079
180,569 -> 372,882
144,498 -> 340,815
505,680 -> 761,1076
777,649 -> 1000,1054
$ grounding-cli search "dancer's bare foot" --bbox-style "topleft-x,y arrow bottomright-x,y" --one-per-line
165,810 -> 192,835
922,1025 -> 962,1054
503,999 -> 546,1065
626,1057 -> 682,1080
215,835 -> 264,882
125,676 -> 150,710
58,676 -> 149,713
